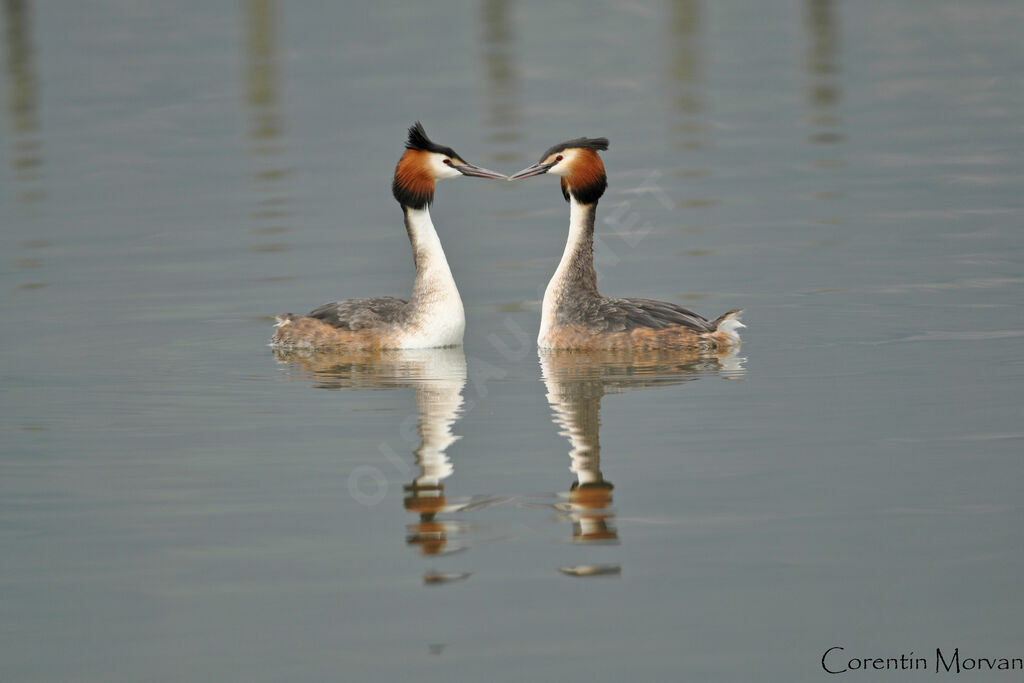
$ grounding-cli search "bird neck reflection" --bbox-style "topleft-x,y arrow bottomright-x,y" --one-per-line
398,350 -> 466,556
273,347 -> 467,556
540,348 -> 745,553
541,352 -> 616,545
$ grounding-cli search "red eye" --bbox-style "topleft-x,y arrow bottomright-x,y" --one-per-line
555,155 -> 564,161
443,158 -> 453,165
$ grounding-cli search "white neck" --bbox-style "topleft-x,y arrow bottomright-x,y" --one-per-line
539,198 -> 595,344
553,199 -> 593,288
402,207 -> 465,347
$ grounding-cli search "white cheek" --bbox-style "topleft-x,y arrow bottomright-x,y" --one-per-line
429,154 -> 462,179
549,160 -> 570,176
548,152 -> 576,177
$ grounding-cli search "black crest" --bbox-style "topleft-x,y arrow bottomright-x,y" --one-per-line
540,136 -> 609,162
405,121 -> 459,159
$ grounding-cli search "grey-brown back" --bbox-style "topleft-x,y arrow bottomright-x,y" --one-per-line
558,295 -> 714,334
305,296 -> 411,331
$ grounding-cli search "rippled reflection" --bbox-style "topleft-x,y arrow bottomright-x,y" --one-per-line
479,0 -> 521,162
666,0 -> 706,151
242,0 -> 294,256
273,348 -> 502,567
803,0 -> 841,135
3,0 -> 44,207
802,0 -> 845,231
540,348 -> 744,576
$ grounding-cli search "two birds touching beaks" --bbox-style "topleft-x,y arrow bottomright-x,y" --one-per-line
272,122 -> 744,352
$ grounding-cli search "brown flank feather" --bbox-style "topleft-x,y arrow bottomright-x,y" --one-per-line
273,316 -> 391,350
542,323 -> 728,351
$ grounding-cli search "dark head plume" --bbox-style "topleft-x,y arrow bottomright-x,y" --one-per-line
405,121 -> 460,160
540,136 -> 609,163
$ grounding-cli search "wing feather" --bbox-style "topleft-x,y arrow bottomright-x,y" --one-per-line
597,297 -> 713,333
306,297 -> 409,330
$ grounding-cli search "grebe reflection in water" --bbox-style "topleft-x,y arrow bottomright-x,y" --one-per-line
273,347 -> 505,562
540,347 -> 745,575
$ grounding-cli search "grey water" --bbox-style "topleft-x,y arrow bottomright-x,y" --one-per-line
2,1 -> 1023,681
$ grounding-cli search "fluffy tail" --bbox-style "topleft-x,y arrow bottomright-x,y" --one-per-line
711,309 -> 744,344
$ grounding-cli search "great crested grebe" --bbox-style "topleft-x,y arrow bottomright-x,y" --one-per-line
272,123 -> 505,349
509,137 -> 744,351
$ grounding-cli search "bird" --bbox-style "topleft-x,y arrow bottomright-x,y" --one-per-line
272,122 -> 505,349
508,137 -> 744,351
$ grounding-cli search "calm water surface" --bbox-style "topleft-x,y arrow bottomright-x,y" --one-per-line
2,1 -> 1023,681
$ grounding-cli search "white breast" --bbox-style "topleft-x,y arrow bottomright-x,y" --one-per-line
398,207 -> 466,348
398,296 -> 465,348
